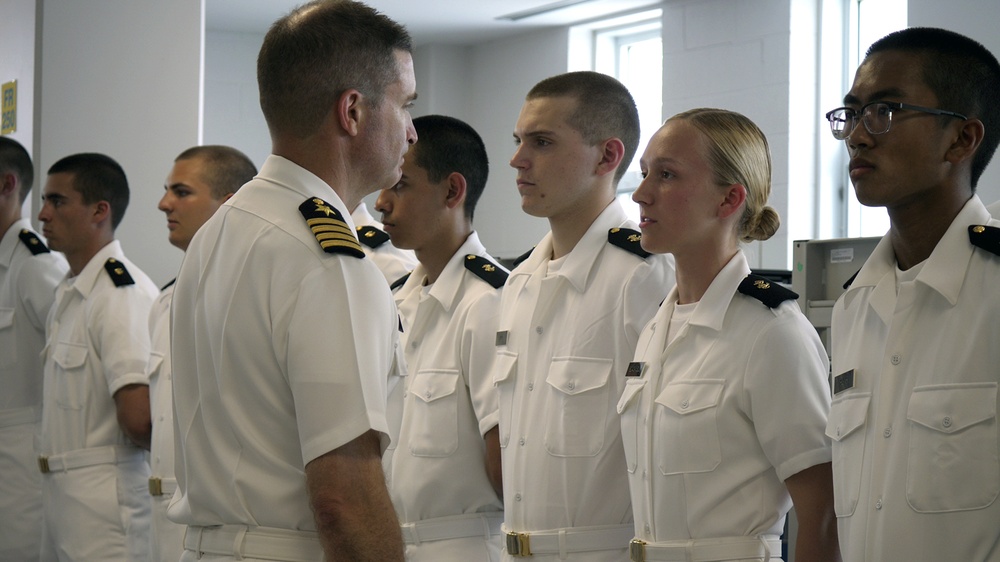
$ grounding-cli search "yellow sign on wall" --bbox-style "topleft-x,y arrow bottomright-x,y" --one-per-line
2,81 -> 16,134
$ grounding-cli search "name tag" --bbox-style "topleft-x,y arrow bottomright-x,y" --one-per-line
625,362 -> 645,377
495,331 -> 509,346
833,369 -> 855,395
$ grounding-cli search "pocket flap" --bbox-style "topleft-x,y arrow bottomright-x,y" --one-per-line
53,341 -> 88,370
0,307 -> 13,329
493,351 -> 517,386
411,370 -> 459,404
908,383 -> 997,434
826,393 -> 871,442
655,380 -> 724,415
617,378 -> 647,414
546,356 -> 613,396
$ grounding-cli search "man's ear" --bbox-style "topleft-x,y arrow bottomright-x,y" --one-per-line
594,138 -> 626,178
945,118 -> 985,167
718,183 -> 747,220
444,172 -> 467,211
337,89 -> 365,137
92,200 -> 111,224
0,172 -> 18,197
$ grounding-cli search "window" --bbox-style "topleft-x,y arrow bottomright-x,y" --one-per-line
584,12 -> 663,223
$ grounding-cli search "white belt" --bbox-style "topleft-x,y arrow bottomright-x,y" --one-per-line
148,476 -> 178,497
0,406 -> 39,429
184,525 -> 323,562
38,445 -> 144,474
503,523 -> 633,557
401,512 -> 503,545
629,535 -> 782,562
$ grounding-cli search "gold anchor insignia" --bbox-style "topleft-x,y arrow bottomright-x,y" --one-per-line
115,267 -> 124,275
973,225 -> 986,233
628,234 -> 641,243
482,264 -> 496,273
753,280 -> 770,290
364,230 -> 375,238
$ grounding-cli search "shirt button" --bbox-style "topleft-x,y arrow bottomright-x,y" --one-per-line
642,469 -> 647,479
681,399 -> 689,409
890,353 -> 901,365
883,426 -> 892,438
943,416 -> 952,428
425,391 -> 432,400
644,524 -> 651,534
567,382 -> 575,391
875,498 -> 882,510
519,437 -> 525,446
535,326 -> 543,334
515,493 -> 522,502
527,383 -> 534,391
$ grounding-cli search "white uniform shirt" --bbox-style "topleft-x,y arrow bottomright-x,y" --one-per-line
0,219 -> 67,411
829,195 -> 1000,561
40,240 -> 156,455
494,202 -> 674,547
352,202 -> 417,284
168,155 -> 397,531
391,232 -> 503,524
619,251 -> 831,543
0,219 -> 66,561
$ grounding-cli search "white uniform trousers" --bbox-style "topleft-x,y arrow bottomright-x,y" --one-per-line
0,409 -> 42,562
149,476 -> 184,562
39,449 -> 150,562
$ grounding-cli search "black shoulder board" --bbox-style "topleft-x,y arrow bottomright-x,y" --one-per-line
969,224 -> 1000,256
608,227 -> 651,259
161,278 -> 176,291
737,274 -> 798,308
104,258 -> 135,287
464,254 -> 508,289
842,268 -> 860,290
356,225 -> 390,249
511,247 -> 534,268
298,197 -> 364,258
390,272 -> 411,291
18,229 -> 50,255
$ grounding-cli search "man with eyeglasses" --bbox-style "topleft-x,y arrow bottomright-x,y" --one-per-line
823,27 -> 1000,561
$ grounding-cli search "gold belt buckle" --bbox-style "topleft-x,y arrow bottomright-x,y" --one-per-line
506,531 -> 531,557
148,477 -> 163,496
629,538 -> 646,562
37,456 -> 50,474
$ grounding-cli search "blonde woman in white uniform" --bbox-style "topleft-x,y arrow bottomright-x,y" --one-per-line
619,109 -> 840,562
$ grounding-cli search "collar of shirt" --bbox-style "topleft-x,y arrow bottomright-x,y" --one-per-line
657,250 -> 750,338
847,195 -> 994,316
396,230 -> 490,314
65,239 -> 125,298
511,200 -> 629,293
0,217 -> 33,269
255,154 -> 358,233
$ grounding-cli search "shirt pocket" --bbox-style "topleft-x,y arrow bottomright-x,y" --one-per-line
406,369 -> 461,457
825,392 -> 870,517
654,380 -> 724,475
0,307 -> 15,369
492,350 -> 517,448
617,378 -> 647,474
52,341 -> 89,410
544,356 -> 613,457
906,383 -> 999,513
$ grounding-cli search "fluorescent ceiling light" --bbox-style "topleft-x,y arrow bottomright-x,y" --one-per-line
497,0 -> 596,21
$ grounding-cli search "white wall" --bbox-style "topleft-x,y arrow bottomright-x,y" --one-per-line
0,0 -> 36,210
38,0 -> 203,286
204,30 -> 269,168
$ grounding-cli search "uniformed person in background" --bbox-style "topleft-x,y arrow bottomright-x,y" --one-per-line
375,114 -> 506,561
145,145 -> 255,562
351,199 -> 417,283
37,152 -> 157,561
494,71 -> 675,561
620,108 -> 838,562
168,1 -> 414,561
825,27 -> 1000,561
0,137 -> 68,562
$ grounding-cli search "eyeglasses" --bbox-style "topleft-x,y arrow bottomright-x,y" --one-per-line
824,101 -> 967,140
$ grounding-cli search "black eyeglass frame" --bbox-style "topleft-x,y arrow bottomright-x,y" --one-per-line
824,101 -> 967,140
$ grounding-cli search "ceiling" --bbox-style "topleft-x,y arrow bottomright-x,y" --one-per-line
206,0 -> 660,45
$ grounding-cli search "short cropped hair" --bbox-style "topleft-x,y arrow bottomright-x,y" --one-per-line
0,136 -> 33,203
48,153 -> 129,229
527,71 -> 640,185
174,145 -> 257,199
410,115 -> 489,221
867,27 -> 1000,188
257,0 -> 412,139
